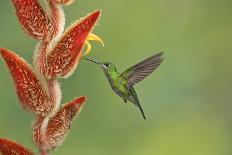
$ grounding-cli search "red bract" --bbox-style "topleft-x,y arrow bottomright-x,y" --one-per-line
45,10 -> 101,79
12,0 -> 66,41
33,41 -> 49,75
12,0 -> 51,40
33,96 -> 86,152
47,0 -> 65,40
0,48 -> 54,116
0,138 -> 34,155
50,0 -> 75,5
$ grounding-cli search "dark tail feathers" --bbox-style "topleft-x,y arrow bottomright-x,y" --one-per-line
137,103 -> 146,120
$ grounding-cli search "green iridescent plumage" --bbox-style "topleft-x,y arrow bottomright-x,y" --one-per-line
84,52 -> 164,120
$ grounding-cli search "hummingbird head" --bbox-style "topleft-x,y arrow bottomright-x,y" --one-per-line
83,57 -> 117,74
100,62 -> 116,71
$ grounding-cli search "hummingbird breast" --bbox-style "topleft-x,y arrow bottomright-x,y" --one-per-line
110,77 -> 130,99
103,70 -> 131,99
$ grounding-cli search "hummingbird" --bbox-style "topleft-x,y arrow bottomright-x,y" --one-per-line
84,52 -> 164,120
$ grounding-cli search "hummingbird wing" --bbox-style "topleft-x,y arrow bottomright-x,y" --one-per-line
120,52 -> 164,88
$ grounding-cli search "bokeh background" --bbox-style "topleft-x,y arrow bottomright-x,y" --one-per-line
1,0 -> 232,155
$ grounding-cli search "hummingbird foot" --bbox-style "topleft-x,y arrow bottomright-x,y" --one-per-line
123,98 -> 127,103
82,33 -> 104,56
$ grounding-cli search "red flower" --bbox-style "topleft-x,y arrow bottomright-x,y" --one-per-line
33,96 -> 86,153
12,0 -> 52,40
1,0 -> 102,154
44,10 -> 101,79
0,48 -> 54,116
0,138 -> 34,155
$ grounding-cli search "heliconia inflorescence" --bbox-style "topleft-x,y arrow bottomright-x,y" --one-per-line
0,0 -> 103,154
0,139 -> 34,155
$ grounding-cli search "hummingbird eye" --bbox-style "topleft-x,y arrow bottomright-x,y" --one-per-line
104,63 -> 110,68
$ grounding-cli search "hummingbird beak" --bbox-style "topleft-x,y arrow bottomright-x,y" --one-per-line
83,57 -> 101,65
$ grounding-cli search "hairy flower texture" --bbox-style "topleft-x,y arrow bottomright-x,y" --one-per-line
33,96 -> 86,153
47,0 -> 65,40
1,0 -> 102,154
12,0 -> 52,40
0,138 -> 34,155
44,10 -> 101,79
0,48 -> 54,116
12,0 -> 67,41
50,0 -> 75,5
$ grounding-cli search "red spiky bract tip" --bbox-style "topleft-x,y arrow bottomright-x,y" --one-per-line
0,138 -> 34,155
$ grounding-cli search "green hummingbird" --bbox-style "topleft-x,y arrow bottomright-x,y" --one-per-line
84,52 -> 164,120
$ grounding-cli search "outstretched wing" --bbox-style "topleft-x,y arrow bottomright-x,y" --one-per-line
120,52 -> 164,88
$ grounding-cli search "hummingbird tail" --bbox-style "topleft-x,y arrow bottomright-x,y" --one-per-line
130,88 -> 146,120
137,102 -> 146,120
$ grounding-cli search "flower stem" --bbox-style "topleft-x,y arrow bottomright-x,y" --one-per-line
40,150 -> 48,155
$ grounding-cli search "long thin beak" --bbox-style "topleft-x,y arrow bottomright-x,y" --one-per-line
83,57 -> 101,65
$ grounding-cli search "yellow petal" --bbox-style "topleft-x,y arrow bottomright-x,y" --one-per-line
82,41 -> 91,56
82,33 -> 104,56
87,33 -> 104,47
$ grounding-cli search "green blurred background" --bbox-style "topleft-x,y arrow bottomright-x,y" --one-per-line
1,0 -> 232,155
